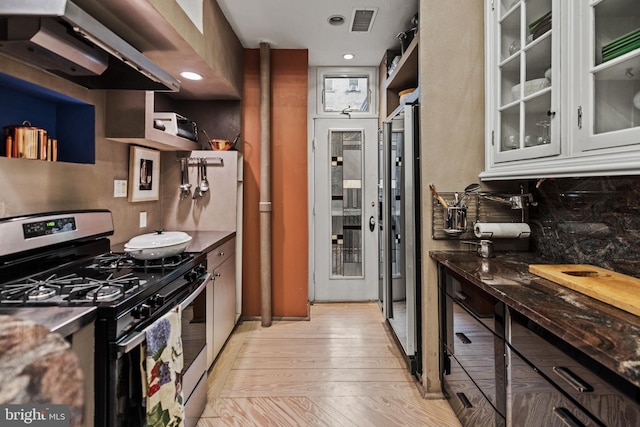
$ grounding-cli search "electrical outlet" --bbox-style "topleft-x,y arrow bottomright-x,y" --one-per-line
113,180 -> 127,197
139,211 -> 147,228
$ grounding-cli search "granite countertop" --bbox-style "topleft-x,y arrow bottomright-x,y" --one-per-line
0,306 -> 96,338
430,250 -> 640,389
111,230 -> 235,254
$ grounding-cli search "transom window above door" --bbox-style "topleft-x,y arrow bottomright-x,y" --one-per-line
317,67 -> 377,117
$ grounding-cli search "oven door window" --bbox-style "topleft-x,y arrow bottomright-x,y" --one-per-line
182,285 -> 207,371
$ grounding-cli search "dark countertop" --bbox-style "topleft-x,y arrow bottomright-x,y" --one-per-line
184,230 -> 235,253
0,306 -> 96,337
111,230 -> 235,254
430,250 -> 640,389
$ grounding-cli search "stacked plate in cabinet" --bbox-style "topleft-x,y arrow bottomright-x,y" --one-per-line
602,28 -> 640,63
528,11 -> 551,40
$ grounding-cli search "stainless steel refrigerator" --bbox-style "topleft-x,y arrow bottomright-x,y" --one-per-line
378,102 -> 421,375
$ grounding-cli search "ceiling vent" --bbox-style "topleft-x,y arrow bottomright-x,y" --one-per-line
349,8 -> 377,33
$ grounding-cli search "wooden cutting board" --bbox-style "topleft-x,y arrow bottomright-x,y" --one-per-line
529,264 -> 640,317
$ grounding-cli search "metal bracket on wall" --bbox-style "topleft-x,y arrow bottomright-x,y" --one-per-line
431,191 -> 530,240
178,157 -> 224,167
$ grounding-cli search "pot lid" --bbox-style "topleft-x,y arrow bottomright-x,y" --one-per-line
124,231 -> 192,249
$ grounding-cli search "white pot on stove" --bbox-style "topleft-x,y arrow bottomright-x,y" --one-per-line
124,230 -> 192,260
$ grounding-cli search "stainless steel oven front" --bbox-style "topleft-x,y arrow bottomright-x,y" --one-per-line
108,272 -> 210,427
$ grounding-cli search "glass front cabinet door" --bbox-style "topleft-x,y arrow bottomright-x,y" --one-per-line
574,0 -> 640,152
485,0 -> 561,168
484,0 -> 640,179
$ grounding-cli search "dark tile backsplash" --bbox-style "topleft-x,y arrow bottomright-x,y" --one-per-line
528,176 -> 640,277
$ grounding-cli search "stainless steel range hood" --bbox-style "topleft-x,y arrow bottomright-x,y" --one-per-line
0,0 -> 180,92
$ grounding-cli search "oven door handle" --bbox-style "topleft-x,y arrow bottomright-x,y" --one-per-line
179,273 -> 210,310
116,273 -> 211,354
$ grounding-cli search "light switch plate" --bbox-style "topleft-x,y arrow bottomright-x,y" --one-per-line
139,211 -> 147,228
114,180 -> 127,198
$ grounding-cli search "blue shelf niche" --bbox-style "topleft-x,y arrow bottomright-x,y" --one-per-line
0,72 -> 95,164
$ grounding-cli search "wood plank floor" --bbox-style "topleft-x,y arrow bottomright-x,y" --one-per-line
197,302 -> 460,426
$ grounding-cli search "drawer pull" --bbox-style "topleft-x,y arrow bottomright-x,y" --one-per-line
553,366 -> 594,393
456,392 -> 473,409
455,332 -> 472,344
454,291 -> 468,301
553,407 -> 586,427
218,251 -> 225,256
214,272 -> 221,278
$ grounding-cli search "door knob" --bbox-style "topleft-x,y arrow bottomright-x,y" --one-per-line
369,216 -> 376,232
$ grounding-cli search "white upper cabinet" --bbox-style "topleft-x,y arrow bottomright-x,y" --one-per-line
482,0 -> 640,180
486,0 -> 560,164
573,0 -> 640,151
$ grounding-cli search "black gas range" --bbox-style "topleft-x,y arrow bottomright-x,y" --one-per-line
0,210 -> 209,426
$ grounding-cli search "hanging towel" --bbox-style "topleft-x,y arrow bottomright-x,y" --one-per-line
141,306 -> 185,427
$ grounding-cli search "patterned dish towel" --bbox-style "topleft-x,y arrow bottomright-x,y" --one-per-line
141,306 -> 185,427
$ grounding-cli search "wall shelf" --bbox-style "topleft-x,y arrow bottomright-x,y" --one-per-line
0,72 -> 95,164
105,91 -> 242,152
384,36 -> 419,116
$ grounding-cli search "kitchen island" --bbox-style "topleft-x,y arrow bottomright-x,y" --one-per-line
431,250 -> 640,426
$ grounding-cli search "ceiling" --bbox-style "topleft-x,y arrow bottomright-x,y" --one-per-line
216,0 -> 419,66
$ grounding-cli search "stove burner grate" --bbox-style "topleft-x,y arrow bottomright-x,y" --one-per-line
28,287 -> 57,301
1,273 -> 86,302
92,253 -> 191,273
1,272 -> 142,304
86,285 -> 121,302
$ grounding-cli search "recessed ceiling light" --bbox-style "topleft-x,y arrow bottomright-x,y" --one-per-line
180,71 -> 203,81
328,15 -> 345,26
343,53 -> 354,60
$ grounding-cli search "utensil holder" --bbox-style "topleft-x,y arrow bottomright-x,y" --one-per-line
445,206 -> 467,232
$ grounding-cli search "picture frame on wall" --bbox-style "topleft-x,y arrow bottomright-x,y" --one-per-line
128,146 -> 160,202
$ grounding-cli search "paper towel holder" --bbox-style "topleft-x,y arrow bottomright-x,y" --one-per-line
431,186 -> 534,240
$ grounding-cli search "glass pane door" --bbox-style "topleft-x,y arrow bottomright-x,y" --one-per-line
331,130 -> 363,277
493,0 -> 560,162
313,118 -> 379,302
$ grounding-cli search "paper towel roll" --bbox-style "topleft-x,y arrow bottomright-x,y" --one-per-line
474,222 -> 531,239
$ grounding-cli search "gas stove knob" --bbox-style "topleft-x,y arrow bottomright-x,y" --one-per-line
185,266 -> 205,282
132,303 -> 151,319
184,270 -> 197,282
149,294 -> 163,307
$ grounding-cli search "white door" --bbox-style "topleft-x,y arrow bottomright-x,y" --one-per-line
312,118 -> 379,301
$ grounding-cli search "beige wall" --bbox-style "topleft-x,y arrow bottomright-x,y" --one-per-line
0,58 -> 164,245
418,0 -> 486,394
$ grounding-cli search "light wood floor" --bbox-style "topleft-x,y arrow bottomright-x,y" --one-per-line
197,302 -> 461,426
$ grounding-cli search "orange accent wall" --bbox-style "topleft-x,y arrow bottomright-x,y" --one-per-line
242,49 -> 309,318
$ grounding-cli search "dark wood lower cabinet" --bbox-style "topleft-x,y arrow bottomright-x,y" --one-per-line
510,310 -> 640,427
438,264 -> 640,427
443,352 -> 506,427
440,266 -> 506,426
507,344 -> 599,426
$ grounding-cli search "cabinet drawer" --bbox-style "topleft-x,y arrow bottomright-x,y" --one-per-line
443,353 -> 505,427
207,237 -> 235,271
445,295 -> 504,414
446,273 -> 505,337
507,344 -> 599,427
510,309 -> 640,427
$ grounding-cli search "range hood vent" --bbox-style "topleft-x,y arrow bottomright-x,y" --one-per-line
350,8 -> 377,33
0,0 -> 179,92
